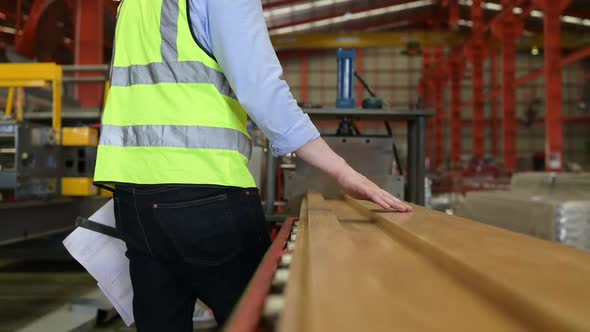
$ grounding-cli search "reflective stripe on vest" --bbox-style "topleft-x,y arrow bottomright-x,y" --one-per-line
110,62 -> 235,98
100,125 -> 252,159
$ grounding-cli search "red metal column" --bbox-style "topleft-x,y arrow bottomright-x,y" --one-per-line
433,47 -> 446,169
16,0 -> 22,30
492,0 -> 522,172
74,0 -> 104,108
490,49 -> 499,159
449,0 -> 459,30
420,48 -> 434,164
501,18 -> 517,172
535,0 -> 571,171
471,0 -> 485,159
301,54 -> 309,103
450,52 -> 464,169
419,48 -> 432,108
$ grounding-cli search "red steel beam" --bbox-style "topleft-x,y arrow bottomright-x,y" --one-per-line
16,0 -> 22,30
420,48 -> 435,165
14,0 -> 50,58
419,49 -> 433,109
461,46 -> 590,108
433,47 -> 445,169
500,0 -> 518,172
539,0 -> 570,171
560,46 -> 590,67
487,0 -> 527,31
519,1 -> 538,18
449,0 -> 460,29
301,54 -> 308,103
74,0 -> 104,108
471,0 -> 485,159
450,52 -> 463,168
515,47 -> 590,85
502,26 -> 516,172
490,48 -> 500,159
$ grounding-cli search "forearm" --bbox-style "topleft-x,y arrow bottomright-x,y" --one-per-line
295,137 -> 352,180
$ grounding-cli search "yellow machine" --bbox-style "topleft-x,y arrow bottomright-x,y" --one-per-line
0,63 -> 101,199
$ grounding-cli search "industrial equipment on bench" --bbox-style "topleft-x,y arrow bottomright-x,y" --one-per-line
226,192 -> 590,332
263,108 -> 432,218
263,49 -> 433,216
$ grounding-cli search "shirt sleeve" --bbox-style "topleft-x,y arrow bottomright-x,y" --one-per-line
203,0 -> 320,156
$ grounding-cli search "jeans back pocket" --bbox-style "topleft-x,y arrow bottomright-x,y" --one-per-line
152,193 -> 243,266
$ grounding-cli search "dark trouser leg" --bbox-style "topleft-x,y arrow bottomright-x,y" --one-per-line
114,186 -> 270,330
114,187 -> 197,332
185,189 -> 271,327
128,250 -> 196,332
191,238 -> 268,326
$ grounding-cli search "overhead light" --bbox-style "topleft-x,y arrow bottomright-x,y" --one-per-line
270,0 -> 435,34
530,10 -> 544,18
562,15 -> 582,24
0,26 -> 16,34
484,2 -> 502,11
531,46 -> 540,55
458,19 -> 473,27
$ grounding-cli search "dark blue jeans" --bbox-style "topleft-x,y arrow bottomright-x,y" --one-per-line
113,185 -> 270,332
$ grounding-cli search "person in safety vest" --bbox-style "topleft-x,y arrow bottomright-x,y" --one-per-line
94,0 -> 412,330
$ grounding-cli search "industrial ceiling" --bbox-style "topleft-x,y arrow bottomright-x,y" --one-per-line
0,0 -> 589,63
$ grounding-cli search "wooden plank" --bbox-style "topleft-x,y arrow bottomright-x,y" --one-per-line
279,193 -> 590,332
345,197 -> 590,332
275,198 -> 308,332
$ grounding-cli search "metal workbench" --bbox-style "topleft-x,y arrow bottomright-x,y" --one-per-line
264,108 -> 433,216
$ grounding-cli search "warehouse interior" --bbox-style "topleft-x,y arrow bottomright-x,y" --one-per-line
1,0 -> 590,331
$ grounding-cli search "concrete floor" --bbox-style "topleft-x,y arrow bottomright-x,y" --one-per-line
0,234 -> 219,332
0,259 -> 96,331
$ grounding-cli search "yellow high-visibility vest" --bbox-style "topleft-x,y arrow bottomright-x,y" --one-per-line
94,0 -> 255,188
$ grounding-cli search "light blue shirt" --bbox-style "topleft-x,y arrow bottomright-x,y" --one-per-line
189,0 -> 320,156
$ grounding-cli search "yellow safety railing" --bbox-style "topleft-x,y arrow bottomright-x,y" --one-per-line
0,63 -> 63,134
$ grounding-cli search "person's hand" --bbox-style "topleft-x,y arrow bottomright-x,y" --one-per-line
336,166 -> 413,212
295,137 -> 413,212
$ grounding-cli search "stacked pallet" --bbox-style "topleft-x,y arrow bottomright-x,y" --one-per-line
455,172 -> 590,250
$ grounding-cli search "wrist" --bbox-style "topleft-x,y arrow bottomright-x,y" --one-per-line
333,158 -> 353,182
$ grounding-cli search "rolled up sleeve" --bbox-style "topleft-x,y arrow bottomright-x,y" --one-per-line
206,0 -> 320,156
